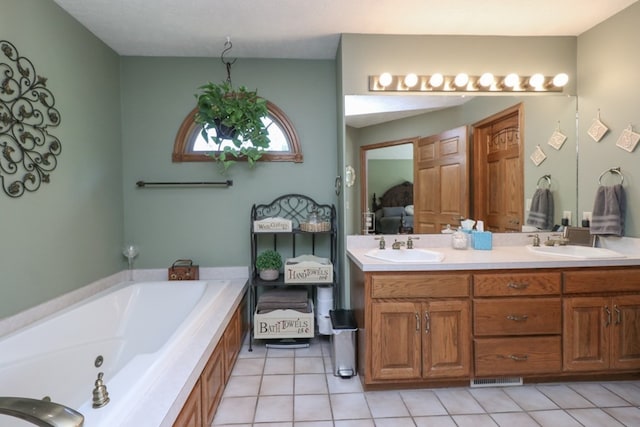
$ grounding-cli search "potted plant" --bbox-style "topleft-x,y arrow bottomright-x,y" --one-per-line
194,80 -> 270,172
255,249 -> 283,281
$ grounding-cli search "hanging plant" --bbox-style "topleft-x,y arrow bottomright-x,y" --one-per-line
194,40 -> 270,173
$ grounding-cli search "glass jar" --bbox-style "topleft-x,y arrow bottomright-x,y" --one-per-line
451,227 -> 469,250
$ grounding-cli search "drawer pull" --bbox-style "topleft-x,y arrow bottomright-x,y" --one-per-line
506,314 -> 529,322
507,282 -> 529,290
605,306 -> 612,327
509,354 -> 529,362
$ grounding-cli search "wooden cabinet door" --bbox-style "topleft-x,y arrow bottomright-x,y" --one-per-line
370,301 -> 422,381
611,296 -> 640,370
423,300 -> 471,378
224,307 -> 241,383
563,297 -> 610,372
173,378 -> 203,427
201,343 -> 225,425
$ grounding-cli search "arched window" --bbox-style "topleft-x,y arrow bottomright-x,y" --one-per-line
173,100 -> 303,163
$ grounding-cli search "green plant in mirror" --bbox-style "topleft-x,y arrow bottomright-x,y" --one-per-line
255,249 -> 283,271
194,80 -> 270,173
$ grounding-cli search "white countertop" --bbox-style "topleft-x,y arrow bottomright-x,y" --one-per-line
347,233 -> 640,272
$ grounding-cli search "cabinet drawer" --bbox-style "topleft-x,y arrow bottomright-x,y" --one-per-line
473,272 -> 561,297
474,336 -> 561,376
564,269 -> 640,294
474,298 -> 561,336
371,273 -> 470,299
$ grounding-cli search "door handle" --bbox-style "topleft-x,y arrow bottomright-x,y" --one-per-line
507,282 -> 529,290
604,306 -> 612,327
424,311 -> 430,333
509,354 -> 529,362
614,305 -> 622,325
506,314 -> 529,322
415,312 -> 420,332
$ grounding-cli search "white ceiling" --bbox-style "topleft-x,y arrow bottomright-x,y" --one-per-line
51,0 -> 637,127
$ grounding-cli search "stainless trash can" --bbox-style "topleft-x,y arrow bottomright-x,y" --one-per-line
330,309 -> 357,378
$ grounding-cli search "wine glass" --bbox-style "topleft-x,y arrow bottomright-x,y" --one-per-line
122,244 -> 139,281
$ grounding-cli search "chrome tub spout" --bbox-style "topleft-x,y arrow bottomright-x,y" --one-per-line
0,397 -> 84,427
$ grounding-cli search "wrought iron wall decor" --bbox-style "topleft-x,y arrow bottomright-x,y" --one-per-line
0,40 -> 61,198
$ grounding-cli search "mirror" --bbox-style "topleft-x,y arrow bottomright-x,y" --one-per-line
347,94 -> 578,234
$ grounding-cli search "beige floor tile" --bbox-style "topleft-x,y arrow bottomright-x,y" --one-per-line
567,408 -> 625,426
326,373 -> 363,394
254,395 -> 294,423
604,406 -> 640,426
413,416 -> 458,427
330,392 -> 372,420
295,356 -> 326,374
452,414 -> 499,427
373,417 -> 416,427
603,382 -> 640,406
434,388 -> 485,414
569,382 -> 631,407
490,412 -> 539,427
503,386 -> 558,411
401,389 -> 448,417
528,410 -> 583,427
295,373 -> 328,394
294,394 -> 332,421
231,357 -> 265,376
264,356 -> 295,374
295,421 -> 334,427
261,374 -> 294,395
223,374 -> 261,397
537,384 -> 595,408
239,343 -> 267,359
334,420 -> 375,427
470,388 -> 522,413
212,396 -> 257,424
365,390 -> 409,418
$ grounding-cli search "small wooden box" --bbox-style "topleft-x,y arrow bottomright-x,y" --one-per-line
254,300 -> 314,339
284,255 -> 333,284
168,259 -> 199,280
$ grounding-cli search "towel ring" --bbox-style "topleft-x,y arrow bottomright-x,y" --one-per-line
536,174 -> 551,189
598,167 -> 624,185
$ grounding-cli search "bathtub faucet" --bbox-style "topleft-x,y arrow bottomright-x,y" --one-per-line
0,396 -> 84,427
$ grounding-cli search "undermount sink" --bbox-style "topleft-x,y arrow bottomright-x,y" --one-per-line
365,248 -> 445,263
527,244 -> 626,259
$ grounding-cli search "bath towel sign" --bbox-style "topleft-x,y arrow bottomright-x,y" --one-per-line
168,259 -> 199,280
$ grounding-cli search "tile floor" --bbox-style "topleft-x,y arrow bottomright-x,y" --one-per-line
213,336 -> 640,427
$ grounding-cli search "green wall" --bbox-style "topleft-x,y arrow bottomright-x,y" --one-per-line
120,57 -> 337,269
368,159 -> 413,207
1,0 -> 123,318
577,1 -> 640,237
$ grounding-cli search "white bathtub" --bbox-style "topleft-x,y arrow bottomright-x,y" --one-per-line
0,279 -> 243,426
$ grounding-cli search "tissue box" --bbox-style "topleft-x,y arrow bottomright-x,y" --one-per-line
472,231 -> 493,250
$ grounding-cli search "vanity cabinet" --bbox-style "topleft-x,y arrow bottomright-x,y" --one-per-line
364,272 -> 471,385
473,271 -> 562,377
563,268 -> 640,372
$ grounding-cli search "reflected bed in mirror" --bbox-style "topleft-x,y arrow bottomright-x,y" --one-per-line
372,181 -> 414,234
350,94 -> 577,235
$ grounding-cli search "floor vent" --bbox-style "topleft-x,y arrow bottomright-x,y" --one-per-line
470,377 -> 523,388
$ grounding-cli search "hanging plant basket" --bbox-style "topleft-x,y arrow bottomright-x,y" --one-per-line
194,81 -> 270,173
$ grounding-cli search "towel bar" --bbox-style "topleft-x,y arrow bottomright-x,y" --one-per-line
598,167 -> 624,185
536,174 -> 551,189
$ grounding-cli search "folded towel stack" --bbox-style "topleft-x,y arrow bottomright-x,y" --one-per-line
590,184 -> 626,236
526,188 -> 554,230
256,288 -> 311,313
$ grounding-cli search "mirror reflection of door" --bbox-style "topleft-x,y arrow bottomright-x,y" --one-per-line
414,126 -> 469,233
471,103 -> 524,232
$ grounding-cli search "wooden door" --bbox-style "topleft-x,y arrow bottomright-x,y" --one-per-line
201,343 -> 225,425
611,296 -> 640,370
472,104 -> 523,232
414,126 -> 469,233
173,378 -> 203,427
563,297 -> 610,372
423,300 -> 471,378
370,301 -> 422,381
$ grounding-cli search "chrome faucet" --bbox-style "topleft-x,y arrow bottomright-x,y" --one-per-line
375,236 -> 386,249
391,239 -> 405,250
544,234 -> 570,246
0,396 -> 84,427
407,236 -> 419,249
528,234 -> 540,247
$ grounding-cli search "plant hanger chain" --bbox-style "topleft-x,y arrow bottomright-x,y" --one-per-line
221,37 -> 237,84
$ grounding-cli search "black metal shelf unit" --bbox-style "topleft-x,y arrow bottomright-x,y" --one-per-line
249,194 -> 337,350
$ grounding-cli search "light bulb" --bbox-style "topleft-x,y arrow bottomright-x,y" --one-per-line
552,73 -> 569,87
429,73 -> 444,88
478,73 -> 494,88
378,72 -> 393,87
404,73 -> 418,88
529,73 -> 545,89
454,73 -> 469,88
504,73 -> 520,88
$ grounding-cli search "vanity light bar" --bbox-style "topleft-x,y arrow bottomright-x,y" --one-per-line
369,73 -> 569,93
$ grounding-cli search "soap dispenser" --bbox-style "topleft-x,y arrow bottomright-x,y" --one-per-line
451,227 -> 469,250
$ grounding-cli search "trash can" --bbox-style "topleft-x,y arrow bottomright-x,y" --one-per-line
330,309 -> 357,378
